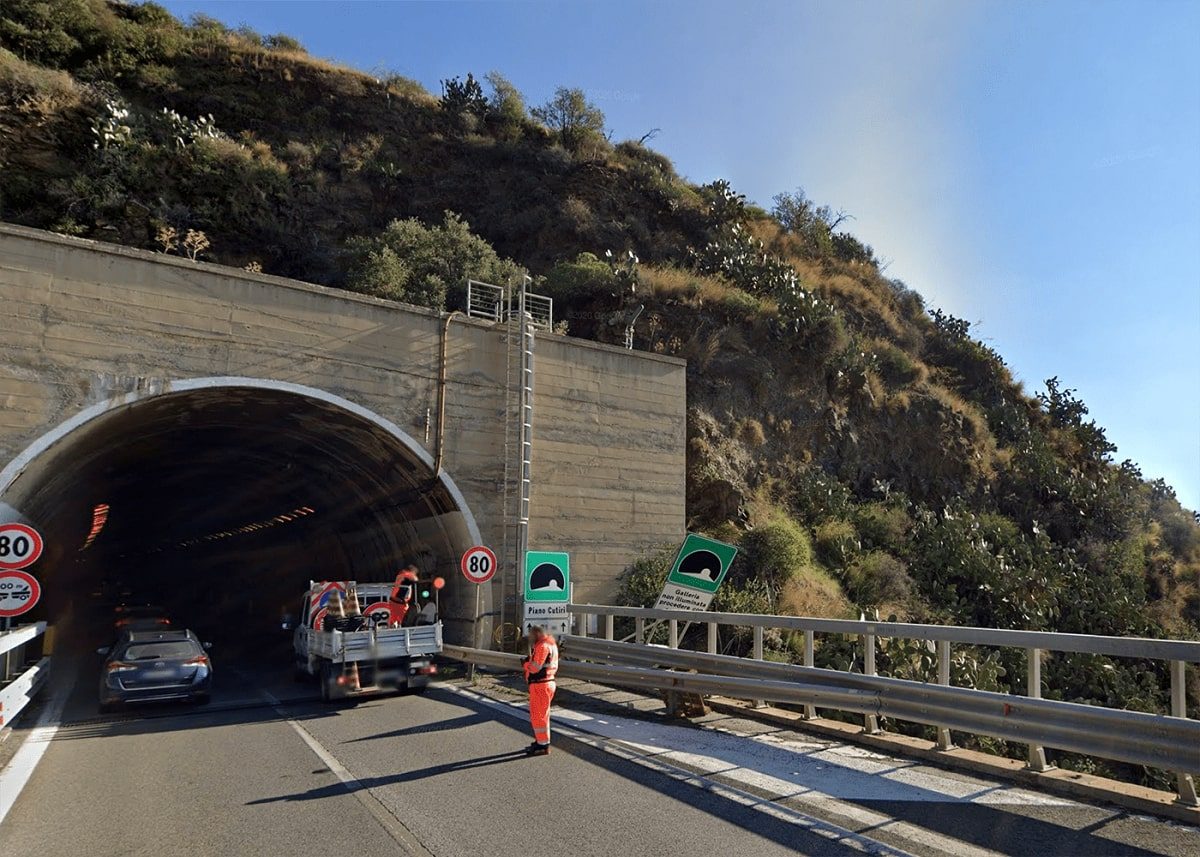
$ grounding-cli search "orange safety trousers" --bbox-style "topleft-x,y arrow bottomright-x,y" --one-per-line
528,680 -> 556,745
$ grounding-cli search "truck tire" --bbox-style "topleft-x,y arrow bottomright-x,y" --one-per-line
320,663 -> 343,703
319,663 -> 332,702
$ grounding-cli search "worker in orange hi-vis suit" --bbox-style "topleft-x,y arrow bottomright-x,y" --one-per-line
388,565 -> 419,626
522,625 -> 559,756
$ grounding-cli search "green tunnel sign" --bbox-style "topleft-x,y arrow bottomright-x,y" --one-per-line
666,533 -> 738,594
524,551 -> 570,603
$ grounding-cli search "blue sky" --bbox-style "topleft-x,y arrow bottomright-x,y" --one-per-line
163,0 -> 1200,508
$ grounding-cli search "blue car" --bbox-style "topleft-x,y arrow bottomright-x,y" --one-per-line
98,629 -> 213,713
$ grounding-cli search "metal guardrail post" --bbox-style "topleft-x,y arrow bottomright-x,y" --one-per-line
936,639 -> 953,750
668,619 -> 678,649
635,617 -> 644,644
802,630 -> 817,720
707,621 -> 718,655
1170,659 -> 1199,806
1026,647 -> 1051,772
863,633 -> 880,733
604,615 -> 614,642
752,625 -> 766,708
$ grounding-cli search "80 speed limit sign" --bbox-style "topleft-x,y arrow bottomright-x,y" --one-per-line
460,545 -> 497,584
0,523 -> 43,571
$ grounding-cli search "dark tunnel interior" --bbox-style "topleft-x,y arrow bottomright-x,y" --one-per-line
1,385 -> 481,654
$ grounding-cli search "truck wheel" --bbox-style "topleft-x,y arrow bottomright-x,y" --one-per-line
320,663 -> 342,703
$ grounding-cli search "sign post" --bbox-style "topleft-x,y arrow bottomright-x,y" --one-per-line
460,546 -> 498,667
522,550 -> 570,636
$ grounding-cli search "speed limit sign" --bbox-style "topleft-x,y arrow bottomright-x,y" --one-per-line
460,545 -> 497,584
0,523 -> 43,571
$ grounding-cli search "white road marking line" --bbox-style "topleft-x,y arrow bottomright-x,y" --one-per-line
440,683 -> 917,857
257,687 -> 434,856
0,668 -> 76,825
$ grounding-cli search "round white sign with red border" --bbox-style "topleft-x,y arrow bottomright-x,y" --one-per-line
0,569 -> 41,618
460,545 -> 497,584
0,523 -> 43,571
362,601 -> 400,627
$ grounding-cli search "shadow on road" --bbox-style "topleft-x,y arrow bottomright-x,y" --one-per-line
247,750 -> 531,804
341,711 -> 491,743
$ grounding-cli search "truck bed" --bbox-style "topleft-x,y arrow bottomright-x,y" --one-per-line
300,623 -> 442,664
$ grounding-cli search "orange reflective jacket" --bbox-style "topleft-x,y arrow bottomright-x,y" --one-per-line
524,636 -> 559,684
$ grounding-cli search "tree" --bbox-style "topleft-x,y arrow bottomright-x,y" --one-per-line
342,211 -> 524,310
440,73 -> 487,117
531,86 -> 606,150
485,71 -> 526,122
771,187 -> 853,258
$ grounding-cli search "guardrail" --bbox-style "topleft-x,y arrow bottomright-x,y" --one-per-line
0,621 -> 50,730
557,604 -> 1200,806
445,637 -> 1199,775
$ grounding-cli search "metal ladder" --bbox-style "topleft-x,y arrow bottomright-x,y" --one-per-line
497,278 -> 536,634
470,277 -> 546,638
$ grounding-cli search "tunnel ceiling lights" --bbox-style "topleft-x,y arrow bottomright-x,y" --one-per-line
174,505 -> 316,550
79,502 -> 110,552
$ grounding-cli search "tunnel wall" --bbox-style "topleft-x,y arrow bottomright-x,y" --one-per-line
0,223 -> 687,609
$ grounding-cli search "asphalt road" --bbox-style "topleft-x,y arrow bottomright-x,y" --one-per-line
1,655 -> 1197,857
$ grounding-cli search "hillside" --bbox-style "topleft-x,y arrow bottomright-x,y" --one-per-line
2,1 -> 1198,783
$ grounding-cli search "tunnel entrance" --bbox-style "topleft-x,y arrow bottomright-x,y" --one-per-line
0,378 -> 484,653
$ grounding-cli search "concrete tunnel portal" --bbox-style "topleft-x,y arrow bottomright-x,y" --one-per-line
0,378 -> 485,654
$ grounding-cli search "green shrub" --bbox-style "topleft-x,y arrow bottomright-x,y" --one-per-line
787,468 -> 855,523
712,578 -> 773,619
264,33 -> 304,52
875,341 -> 923,388
853,502 -> 912,552
718,288 -> 762,319
742,513 -> 813,587
531,86 -> 606,151
440,73 -> 487,118
616,546 -> 674,607
342,211 -> 523,310
539,252 -> 614,305
845,551 -> 913,608
814,518 -> 859,568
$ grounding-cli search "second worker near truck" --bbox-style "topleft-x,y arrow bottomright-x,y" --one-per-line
521,625 -> 559,756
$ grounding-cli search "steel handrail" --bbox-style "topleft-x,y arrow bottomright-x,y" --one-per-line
567,604 -> 1200,662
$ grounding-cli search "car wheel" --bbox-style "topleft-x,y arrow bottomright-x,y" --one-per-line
99,701 -> 120,715
191,693 -> 211,706
319,663 -> 334,702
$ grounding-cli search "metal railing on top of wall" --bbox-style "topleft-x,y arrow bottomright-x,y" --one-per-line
0,621 -> 50,730
561,604 -> 1200,807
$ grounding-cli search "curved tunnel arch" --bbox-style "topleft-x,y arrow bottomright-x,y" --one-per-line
0,377 -> 486,646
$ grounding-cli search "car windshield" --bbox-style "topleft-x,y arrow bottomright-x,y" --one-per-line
121,641 -> 199,661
